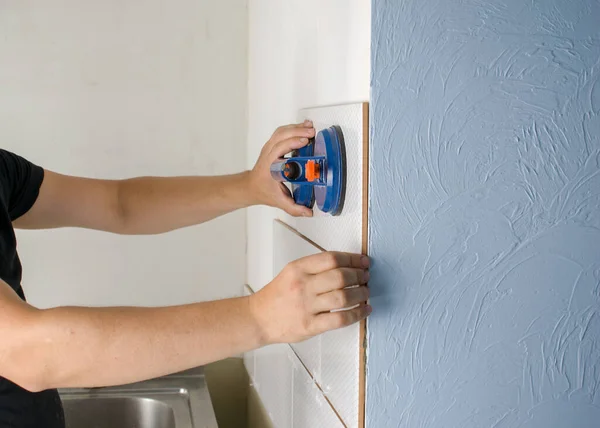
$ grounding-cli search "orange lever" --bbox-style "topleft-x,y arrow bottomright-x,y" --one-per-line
305,160 -> 320,182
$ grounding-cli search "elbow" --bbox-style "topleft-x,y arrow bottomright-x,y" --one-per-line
13,375 -> 51,394
1,359 -> 54,393
0,325 -> 57,393
23,383 -> 48,394
0,286 -> 59,392
1,343 -> 57,392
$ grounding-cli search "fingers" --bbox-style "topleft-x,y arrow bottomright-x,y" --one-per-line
311,303 -> 372,335
261,249 -> 372,343
269,126 -> 315,155
313,286 -> 370,313
278,186 -> 313,217
294,252 -> 370,275
273,183 -> 312,217
273,120 -> 313,135
311,267 -> 369,294
283,198 -> 313,217
258,121 -> 313,163
272,120 -> 313,137
271,136 -> 311,159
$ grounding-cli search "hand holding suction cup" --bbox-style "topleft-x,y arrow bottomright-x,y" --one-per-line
270,126 -> 346,216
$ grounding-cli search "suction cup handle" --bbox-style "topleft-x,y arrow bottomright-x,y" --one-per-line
270,156 -> 326,185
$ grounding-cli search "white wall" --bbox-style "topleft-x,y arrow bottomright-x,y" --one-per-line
245,2 -> 370,426
246,0 -> 370,291
0,1 -> 248,308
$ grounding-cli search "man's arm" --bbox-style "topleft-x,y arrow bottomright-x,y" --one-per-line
13,122 -> 316,233
0,252 -> 370,392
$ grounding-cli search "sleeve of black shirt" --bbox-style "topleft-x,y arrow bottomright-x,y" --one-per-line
0,149 -> 45,221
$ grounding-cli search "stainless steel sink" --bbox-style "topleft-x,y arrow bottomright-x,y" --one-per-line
59,367 -> 218,428
62,396 -> 176,428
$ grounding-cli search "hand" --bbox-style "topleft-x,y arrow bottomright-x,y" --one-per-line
249,121 -> 316,217
249,252 -> 371,344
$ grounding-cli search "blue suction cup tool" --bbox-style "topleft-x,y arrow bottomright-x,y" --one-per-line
291,139 -> 315,209
269,126 -> 345,216
314,126 -> 346,216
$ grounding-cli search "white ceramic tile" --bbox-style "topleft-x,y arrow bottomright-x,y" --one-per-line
253,343 -> 294,428
291,355 -> 345,428
274,220 -> 360,428
320,323 -> 360,426
251,338 -> 345,428
281,103 -> 365,255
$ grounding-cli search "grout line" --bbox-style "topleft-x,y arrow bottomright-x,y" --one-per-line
287,343 -> 348,428
273,219 -> 326,252
301,101 -> 367,111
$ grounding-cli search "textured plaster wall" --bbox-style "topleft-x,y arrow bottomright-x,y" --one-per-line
368,0 -> 600,427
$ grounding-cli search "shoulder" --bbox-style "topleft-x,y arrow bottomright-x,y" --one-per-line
0,149 -> 44,220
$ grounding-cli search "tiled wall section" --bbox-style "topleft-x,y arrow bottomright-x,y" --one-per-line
273,221 -> 360,428
245,283 -> 344,428
245,102 -> 367,427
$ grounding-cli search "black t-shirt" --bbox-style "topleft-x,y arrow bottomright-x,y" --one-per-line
0,149 -> 65,427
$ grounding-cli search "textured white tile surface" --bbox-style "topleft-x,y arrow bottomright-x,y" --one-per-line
274,220 -> 360,428
251,337 -> 345,428
320,323 -> 359,426
291,355 -> 345,428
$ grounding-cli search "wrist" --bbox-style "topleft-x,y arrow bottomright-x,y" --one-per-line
227,171 -> 258,208
245,169 -> 265,207
247,293 -> 272,347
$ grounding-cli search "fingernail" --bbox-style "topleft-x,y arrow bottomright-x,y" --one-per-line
361,256 -> 370,268
364,270 -> 370,282
304,120 -> 312,126
366,305 -> 373,315
300,137 -> 308,143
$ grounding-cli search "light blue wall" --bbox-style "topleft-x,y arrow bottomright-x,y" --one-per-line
367,1 -> 600,427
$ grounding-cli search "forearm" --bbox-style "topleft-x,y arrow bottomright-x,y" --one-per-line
13,297 -> 264,390
117,172 -> 256,234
